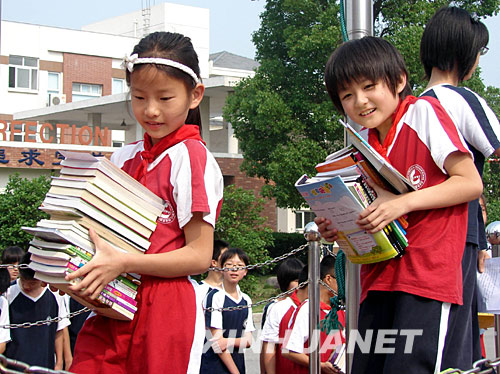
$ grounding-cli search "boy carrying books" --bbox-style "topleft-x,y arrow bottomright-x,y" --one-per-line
316,37 -> 483,373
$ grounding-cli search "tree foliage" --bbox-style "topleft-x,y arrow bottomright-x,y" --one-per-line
215,185 -> 274,293
224,0 -> 500,209
0,173 -> 50,249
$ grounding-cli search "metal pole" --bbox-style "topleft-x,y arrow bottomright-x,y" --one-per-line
305,221 -> 321,374
344,1 -> 373,373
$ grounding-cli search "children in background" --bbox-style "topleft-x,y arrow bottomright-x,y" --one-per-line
420,7 -> 500,368
260,257 -> 304,374
0,268 -> 11,354
316,36 -> 482,373
5,252 -> 70,369
201,248 -> 255,374
199,239 -> 229,295
282,255 -> 343,373
1,246 -> 25,282
66,31 -> 224,374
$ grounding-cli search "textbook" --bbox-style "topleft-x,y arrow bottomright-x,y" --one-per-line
22,151 -> 165,321
295,175 -> 405,264
295,122 -> 411,264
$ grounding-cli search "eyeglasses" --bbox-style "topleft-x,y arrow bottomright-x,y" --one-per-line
480,46 -> 489,56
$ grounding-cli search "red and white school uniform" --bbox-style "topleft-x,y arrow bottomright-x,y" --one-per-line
260,291 -> 302,373
70,125 -> 224,374
284,299 -> 345,373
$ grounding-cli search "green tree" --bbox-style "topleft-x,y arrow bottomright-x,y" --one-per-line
224,0 -> 500,209
215,185 -> 274,293
0,173 -> 50,250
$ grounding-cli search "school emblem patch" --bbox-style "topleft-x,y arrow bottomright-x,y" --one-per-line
158,200 -> 176,224
407,164 -> 426,190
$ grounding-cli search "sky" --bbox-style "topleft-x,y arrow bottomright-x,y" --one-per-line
2,0 -> 500,88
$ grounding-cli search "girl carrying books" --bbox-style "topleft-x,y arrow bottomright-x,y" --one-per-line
67,31 -> 224,374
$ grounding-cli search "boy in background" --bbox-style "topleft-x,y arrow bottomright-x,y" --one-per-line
282,255 -> 343,373
260,258 -> 304,373
5,252 -> 70,369
199,239 -> 229,296
201,248 -> 255,374
316,36 -> 482,373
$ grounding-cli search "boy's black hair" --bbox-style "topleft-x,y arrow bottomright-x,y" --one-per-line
19,252 -> 35,280
324,36 -> 412,115
420,6 -> 489,82
276,258 -> 304,292
320,255 -> 337,280
126,31 -> 202,127
296,255 -> 336,288
220,247 -> 250,267
1,245 -> 25,265
213,239 -> 229,261
0,268 -> 11,294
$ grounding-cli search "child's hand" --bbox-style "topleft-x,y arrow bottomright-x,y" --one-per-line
320,361 -> 339,373
314,217 -> 339,243
356,183 -> 408,234
66,228 -> 127,300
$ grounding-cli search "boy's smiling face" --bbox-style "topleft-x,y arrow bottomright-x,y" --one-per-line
338,76 -> 406,141
223,255 -> 248,285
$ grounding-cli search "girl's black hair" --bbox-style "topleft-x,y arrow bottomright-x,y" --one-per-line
276,258 -> 304,292
1,246 -> 25,265
324,36 -> 411,115
126,31 -> 203,128
220,248 -> 250,267
420,6 -> 489,82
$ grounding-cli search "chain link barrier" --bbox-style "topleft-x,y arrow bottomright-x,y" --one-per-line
0,308 -> 90,330
441,357 -> 500,373
0,264 -> 30,270
208,243 -> 310,272
0,354 -> 74,374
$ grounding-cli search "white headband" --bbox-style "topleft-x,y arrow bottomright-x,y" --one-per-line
121,53 -> 200,84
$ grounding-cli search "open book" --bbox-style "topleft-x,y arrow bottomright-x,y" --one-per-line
295,122 -> 411,264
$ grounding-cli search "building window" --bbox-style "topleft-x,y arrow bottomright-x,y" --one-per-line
112,78 -> 126,94
8,55 -> 38,90
72,83 -> 102,102
295,210 -> 316,231
47,72 -> 61,106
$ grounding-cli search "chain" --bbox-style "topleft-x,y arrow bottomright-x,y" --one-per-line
0,308 -> 90,330
204,280 -> 309,312
319,279 -> 338,298
441,357 -> 500,373
0,354 -> 74,374
0,264 -> 30,269
209,243 -> 309,272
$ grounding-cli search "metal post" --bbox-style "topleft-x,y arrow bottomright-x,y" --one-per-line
305,221 -> 321,374
344,1 -> 373,373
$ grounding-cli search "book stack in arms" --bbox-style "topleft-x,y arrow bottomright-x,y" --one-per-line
22,151 -> 164,320
295,120 -> 414,264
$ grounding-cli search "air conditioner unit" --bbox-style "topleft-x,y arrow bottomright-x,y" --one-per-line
49,94 -> 66,106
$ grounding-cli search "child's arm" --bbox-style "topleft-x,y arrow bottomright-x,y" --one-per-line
67,212 -> 213,299
357,151 -> 482,233
0,342 -> 6,355
210,328 -> 240,374
54,329 -> 64,370
62,326 -> 73,369
281,351 -> 338,373
217,331 -> 253,351
261,341 -> 276,374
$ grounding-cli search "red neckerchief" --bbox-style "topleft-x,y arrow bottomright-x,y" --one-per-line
290,291 -> 301,307
368,95 -> 417,162
133,124 -> 205,182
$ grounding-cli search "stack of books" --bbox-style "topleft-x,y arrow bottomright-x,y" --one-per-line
295,120 -> 414,265
22,151 -> 164,320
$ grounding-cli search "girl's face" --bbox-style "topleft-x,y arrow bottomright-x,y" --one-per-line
8,262 -> 19,281
338,76 -> 406,139
222,255 -> 248,285
130,67 -> 204,145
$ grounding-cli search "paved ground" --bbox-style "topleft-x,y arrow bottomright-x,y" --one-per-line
243,314 -> 499,374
